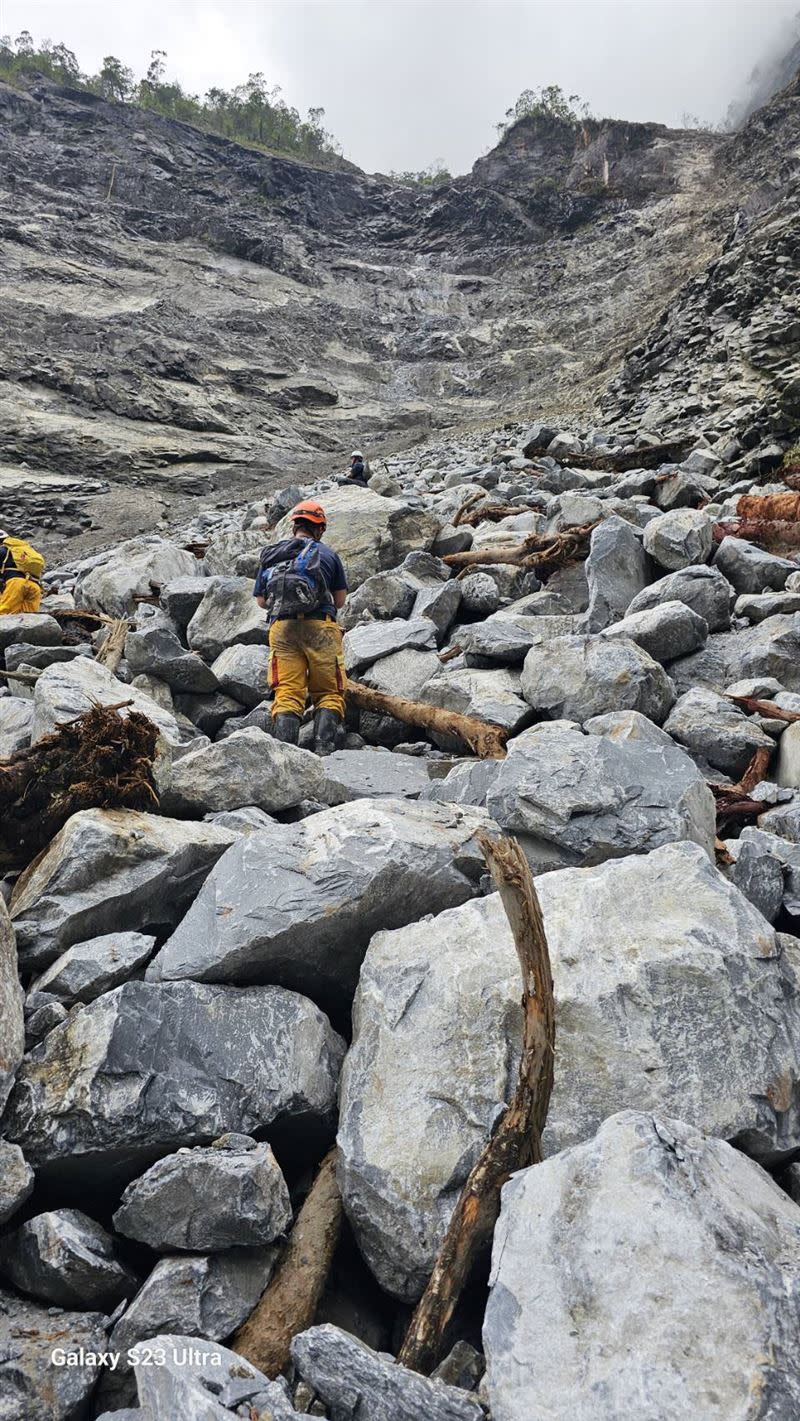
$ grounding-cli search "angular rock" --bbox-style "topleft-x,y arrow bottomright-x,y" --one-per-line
626,563 -> 733,632
777,722 -> 800,789
420,666 -> 531,739
133,1335 -> 295,1421
129,673 -> 175,712
5,642 -> 92,673
338,571 -> 415,631
664,687 -> 775,777
4,981 -> 344,1181
186,577 -> 268,661
670,615 -> 800,697
32,658 -> 183,746
0,894 -> 23,1114
602,599 -> 708,662
361,647 -> 439,700
76,538 -> 199,617
276,487 -> 439,589
0,613 -> 61,651
147,799 -> 497,1009
159,575 -> 210,630
735,590 -> 800,622
124,626 -> 218,694
113,1136 -> 291,1251
291,1325 -> 484,1421
643,508 -> 713,570
0,1209 -> 138,1309
412,579 -> 462,641
733,827 -> 800,914
521,634 -> 675,725
173,691 -> 243,737
111,1249 -> 276,1355
317,748 -> 433,805
0,1140 -> 34,1225
0,695 -> 34,756
10,808 -> 238,974
458,571 -> 500,617
584,515 -> 649,631
159,728 -> 323,815
0,1287 -> 107,1421
344,617 -> 438,675
29,931 -> 157,1005
714,535 -> 799,593
209,644 -> 270,708
726,836 -> 785,922
484,1111 -> 800,1421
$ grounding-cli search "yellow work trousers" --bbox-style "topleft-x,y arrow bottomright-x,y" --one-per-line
268,617 -> 346,720
0,577 -> 42,615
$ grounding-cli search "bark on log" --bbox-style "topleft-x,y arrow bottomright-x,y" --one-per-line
728,694 -> 800,724
95,618 -> 128,674
397,833 -> 555,1375
347,681 -> 508,759
231,1147 -> 343,1379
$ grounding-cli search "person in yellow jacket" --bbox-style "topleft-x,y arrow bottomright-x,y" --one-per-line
0,532 -> 45,615
254,500 -> 348,754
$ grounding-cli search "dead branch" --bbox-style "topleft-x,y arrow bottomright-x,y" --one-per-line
727,694 -> 800,724
457,504 -> 531,528
715,837 -> 735,865
347,682 -> 508,759
0,703 -> 160,867
442,523 -> 597,577
710,746 -> 772,835
452,490 -> 487,526
437,644 -> 462,664
232,1147 -> 342,1378
95,618 -> 128,674
0,668 -> 41,685
398,833 -> 555,1375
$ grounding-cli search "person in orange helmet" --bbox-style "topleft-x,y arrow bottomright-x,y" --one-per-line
253,500 -> 348,754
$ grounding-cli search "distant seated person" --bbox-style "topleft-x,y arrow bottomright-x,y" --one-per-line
337,449 -> 369,488
0,531 -> 45,615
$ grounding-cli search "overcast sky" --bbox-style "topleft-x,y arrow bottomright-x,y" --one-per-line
2,0 -> 798,173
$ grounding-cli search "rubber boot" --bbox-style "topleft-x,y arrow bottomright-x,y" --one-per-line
272,712 -> 301,745
313,707 -> 341,757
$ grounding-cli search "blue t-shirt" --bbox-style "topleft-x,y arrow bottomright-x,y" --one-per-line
253,539 -> 348,620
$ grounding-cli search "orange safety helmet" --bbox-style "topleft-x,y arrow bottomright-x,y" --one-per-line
289,499 -> 327,531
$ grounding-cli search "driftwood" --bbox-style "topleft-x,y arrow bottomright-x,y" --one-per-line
558,438 -> 693,472
0,703 -> 159,867
347,681 -> 508,759
728,694 -> 800,724
398,833 -> 555,1375
452,490 -> 487,526
457,503 -> 531,528
232,1147 -> 342,1378
443,523 -> 597,578
95,618 -> 128,674
710,746 -> 772,835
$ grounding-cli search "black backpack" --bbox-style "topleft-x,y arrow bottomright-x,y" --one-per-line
258,537 -> 327,618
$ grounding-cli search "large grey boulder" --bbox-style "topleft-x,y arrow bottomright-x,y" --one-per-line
362,647 -> 439,699
32,658 -> 184,745
276,487 -> 439,589
735,590 -> 800,622
318,748 -> 433,805
412,579 -> 462,641
521,634 -> 675,725
0,695 -> 34,756
159,728 -> 323,815
725,835 -> 785,922
458,612 -> 566,664
292,1325 -> 484,1421
626,562 -> 733,631
76,538 -> 199,617
420,666 -> 531,738
209,644 -> 270,707
344,617 -> 438,675
602,600 -> 708,663
643,508 -> 713,570
186,578 -> 268,661
124,626 -> 218,694
147,799 -> 497,1009
484,718 -> 715,867
10,809 -> 238,974
133,1335 -> 296,1421
670,614 -> 800,696
113,1135 -> 291,1251
0,1140 -> 34,1225
339,570 -> 415,631
728,826 -> 800,916
0,1209 -> 138,1309
160,576 -> 210,630
111,1249 -> 276,1355
714,535 -> 799,593
4,981 -> 344,1181
338,894 -> 522,1300
0,613 -> 61,650
584,515 -> 649,631
0,895 -> 23,1114
29,930 -> 157,1005
664,687 -> 775,777
484,1111 -> 800,1421
339,843 -> 800,1299
0,1287 -> 108,1421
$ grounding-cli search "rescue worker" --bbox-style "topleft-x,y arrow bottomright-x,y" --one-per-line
253,499 -> 348,754
0,531 -> 45,615
338,450 -> 368,487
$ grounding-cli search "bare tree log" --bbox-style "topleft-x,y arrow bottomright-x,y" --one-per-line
95,618 -> 128,674
710,746 -> 772,835
398,833 -> 555,1375
442,523 -> 597,575
347,681 -> 508,759
457,504 -> 531,528
231,1147 -> 343,1378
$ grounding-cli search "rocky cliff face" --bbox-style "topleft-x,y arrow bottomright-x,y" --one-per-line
0,61 -> 798,556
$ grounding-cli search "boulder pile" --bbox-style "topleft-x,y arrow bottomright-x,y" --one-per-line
5,420 -> 800,1419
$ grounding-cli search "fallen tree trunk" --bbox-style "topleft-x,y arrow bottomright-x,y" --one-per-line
347,681 -> 508,759
232,1147 -> 342,1378
442,523 -> 597,576
0,703 -> 159,867
398,833 -> 555,1376
563,438 -> 693,472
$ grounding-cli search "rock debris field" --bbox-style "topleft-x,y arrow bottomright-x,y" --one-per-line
5,413 -> 800,1420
